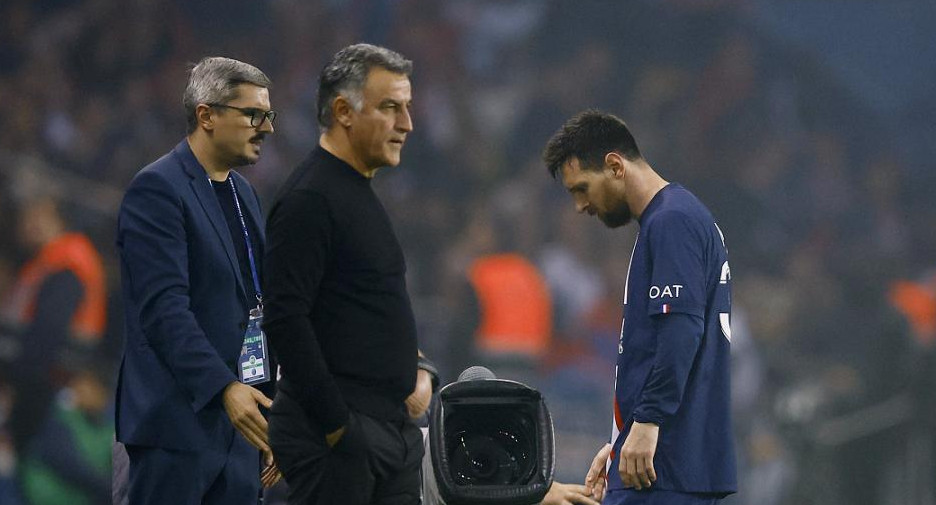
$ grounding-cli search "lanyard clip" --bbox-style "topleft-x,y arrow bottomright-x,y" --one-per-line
251,294 -> 263,318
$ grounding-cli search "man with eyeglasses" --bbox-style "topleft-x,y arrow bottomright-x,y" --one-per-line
115,56 -> 280,505
206,103 -> 278,129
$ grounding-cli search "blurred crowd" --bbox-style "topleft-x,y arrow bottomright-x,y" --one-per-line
1,0 -> 934,504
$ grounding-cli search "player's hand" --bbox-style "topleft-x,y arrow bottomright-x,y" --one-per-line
542,482 -> 601,505
618,421 -> 659,490
222,381 -> 273,452
325,425 -> 346,448
584,443 -> 611,502
405,369 -> 433,419
260,449 -> 282,488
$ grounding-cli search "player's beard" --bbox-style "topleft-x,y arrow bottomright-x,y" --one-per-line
600,204 -> 632,228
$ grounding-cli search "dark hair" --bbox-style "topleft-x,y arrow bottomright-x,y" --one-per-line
316,43 -> 412,129
542,109 -> 642,179
183,57 -> 271,134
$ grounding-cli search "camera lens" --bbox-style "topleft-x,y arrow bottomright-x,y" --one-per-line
451,431 -> 519,484
445,405 -> 536,486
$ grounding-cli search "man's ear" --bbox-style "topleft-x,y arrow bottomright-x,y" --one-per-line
196,104 -> 215,132
604,152 -> 627,179
333,96 -> 354,128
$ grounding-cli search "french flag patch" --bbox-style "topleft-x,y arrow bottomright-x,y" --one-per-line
662,304 -> 671,314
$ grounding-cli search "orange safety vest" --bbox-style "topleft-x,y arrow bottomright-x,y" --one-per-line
468,253 -> 552,356
1,233 -> 107,343
889,276 -> 936,347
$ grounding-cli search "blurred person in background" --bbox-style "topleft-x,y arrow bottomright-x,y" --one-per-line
465,209 -> 553,383
263,43 -> 437,505
543,111 -> 735,504
0,381 -> 22,505
114,56 -> 279,505
889,272 -> 936,501
0,196 -> 106,457
19,355 -> 113,505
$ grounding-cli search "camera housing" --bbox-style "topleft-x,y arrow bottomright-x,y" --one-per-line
429,378 -> 555,505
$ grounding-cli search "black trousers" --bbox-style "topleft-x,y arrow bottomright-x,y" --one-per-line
270,391 -> 423,505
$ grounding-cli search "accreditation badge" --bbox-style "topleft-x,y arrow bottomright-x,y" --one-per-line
238,306 -> 270,385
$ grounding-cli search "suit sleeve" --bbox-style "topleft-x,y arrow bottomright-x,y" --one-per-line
632,211 -> 706,425
263,190 -> 349,433
118,170 -> 236,412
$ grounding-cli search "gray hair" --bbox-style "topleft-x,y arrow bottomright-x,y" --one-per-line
317,43 -> 412,129
183,57 -> 271,134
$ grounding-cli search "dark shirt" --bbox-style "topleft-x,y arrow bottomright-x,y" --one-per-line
22,270 -> 83,373
211,177 -> 277,400
263,146 -> 418,433
211,178 -> 263,306
7,270 -> 82,454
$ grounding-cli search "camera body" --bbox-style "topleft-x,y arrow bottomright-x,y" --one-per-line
428,377 -> 555,505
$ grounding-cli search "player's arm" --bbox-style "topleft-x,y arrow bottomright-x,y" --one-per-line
624,210 -> 707,489
632,313 -> 703,424
622,313 -> 703,489
584,443 -> 611,501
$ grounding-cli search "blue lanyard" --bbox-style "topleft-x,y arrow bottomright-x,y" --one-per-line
226,177 -> 263,306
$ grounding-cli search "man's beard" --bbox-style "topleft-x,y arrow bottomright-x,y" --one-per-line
599,206 -> 632,228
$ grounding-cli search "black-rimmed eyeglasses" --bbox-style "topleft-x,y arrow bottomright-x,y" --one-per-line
207,103 -> 277,127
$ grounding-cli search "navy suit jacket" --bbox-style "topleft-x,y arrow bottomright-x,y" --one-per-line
115,140 -> 265,451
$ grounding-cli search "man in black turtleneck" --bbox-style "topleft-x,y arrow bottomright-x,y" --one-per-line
263,44 -> 436,505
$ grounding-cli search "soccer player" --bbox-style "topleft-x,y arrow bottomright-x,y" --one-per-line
543,110 -> 736,505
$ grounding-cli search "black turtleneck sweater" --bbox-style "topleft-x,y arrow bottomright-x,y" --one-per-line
262,146 -> 417,433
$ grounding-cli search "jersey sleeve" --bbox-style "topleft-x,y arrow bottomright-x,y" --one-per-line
632,311 -> 704,425
645,210 -> 707,318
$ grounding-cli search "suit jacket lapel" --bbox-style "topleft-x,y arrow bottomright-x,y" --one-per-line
173,141 -> 248,302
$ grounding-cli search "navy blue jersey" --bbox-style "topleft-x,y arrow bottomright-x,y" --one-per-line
608,184 -> 736,494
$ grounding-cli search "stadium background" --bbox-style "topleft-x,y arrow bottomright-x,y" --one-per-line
1,1 -> 934,504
